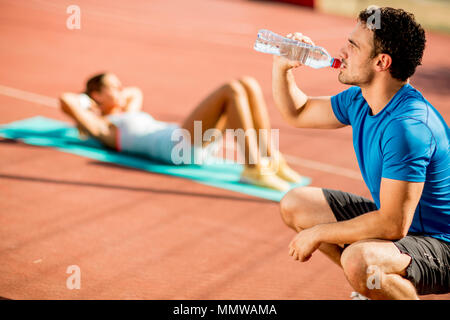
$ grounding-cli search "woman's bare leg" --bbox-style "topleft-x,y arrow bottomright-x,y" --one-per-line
181,80 -> 260,166
181,79 -> 291,190
237,77 -> 302,183
237,76 -> 274,157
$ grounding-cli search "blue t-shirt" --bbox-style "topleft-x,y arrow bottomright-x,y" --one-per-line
331,84 -> 449,243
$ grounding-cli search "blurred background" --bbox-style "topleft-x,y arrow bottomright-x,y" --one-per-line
275,0 -> 450,33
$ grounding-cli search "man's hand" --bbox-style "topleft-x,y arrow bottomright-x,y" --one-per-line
288,226 -> 322,262
273,32 -> 315,72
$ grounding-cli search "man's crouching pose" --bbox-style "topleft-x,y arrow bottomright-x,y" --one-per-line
274,7 -> 449,299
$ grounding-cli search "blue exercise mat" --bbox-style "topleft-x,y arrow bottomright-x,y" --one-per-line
0,116 -> 311,201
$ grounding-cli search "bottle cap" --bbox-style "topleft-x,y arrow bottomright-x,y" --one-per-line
331,59 -> 341,69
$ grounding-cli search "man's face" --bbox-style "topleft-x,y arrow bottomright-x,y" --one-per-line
338,22 -> 376,86
93,73 -> 125,113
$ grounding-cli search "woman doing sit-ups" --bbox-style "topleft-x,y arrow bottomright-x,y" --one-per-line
59,72 -> 302,191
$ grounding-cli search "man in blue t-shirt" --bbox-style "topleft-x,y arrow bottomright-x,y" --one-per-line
274,7 -> 449,299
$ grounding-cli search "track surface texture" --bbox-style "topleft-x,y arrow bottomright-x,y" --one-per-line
0,0 -> 448,299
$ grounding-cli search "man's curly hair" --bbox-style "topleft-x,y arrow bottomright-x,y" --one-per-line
358,7 -> 426,81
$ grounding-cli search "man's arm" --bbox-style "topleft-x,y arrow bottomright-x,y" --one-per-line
319,178 -> 423,242
272,32 -> 345,129
272,63 -> 344,129
289,178 -> 424,261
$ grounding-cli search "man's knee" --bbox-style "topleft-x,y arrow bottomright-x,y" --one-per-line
280,188 -> 299,227
341,241 -> 381,295
280,186 -> 334,230
280,186 -> 313,229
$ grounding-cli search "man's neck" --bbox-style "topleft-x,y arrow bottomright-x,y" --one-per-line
360,77 -> 408,116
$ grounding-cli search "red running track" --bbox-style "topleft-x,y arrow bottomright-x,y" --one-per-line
0,0 -> 448,299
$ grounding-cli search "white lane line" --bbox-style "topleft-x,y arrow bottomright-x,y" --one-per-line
0,84 -> 58,108
0,84 -> 363,181
284,155 -> 362,181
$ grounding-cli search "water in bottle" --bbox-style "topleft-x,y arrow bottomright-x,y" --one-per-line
254,29 -> 341,69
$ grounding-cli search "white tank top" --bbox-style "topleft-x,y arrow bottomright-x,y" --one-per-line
106,111 -> 180,163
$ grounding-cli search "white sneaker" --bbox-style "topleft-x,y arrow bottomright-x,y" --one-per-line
350,291 -> 370,300
268,153 -> 304,183
240,164 -> 290,191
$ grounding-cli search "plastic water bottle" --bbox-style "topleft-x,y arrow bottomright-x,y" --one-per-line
254,29 -> 341,69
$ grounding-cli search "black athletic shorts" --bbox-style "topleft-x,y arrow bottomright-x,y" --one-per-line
322,188 -> 450,295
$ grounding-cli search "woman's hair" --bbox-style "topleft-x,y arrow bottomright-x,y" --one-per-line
85,73 -> 107,97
